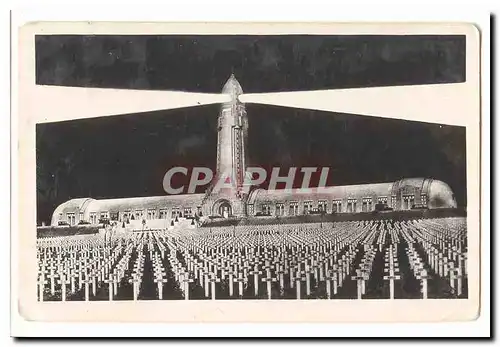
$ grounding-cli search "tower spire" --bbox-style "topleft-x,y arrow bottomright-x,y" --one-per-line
213,75 -> 248,201
222,74 -> 243,101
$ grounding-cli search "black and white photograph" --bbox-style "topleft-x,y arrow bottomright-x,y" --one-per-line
33,32 -> 471,304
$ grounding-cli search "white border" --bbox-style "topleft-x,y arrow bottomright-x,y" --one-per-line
7,2 -> 492,339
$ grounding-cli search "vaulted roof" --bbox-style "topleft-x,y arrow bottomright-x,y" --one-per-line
247,182 -> 395,204
87,194 -> 205,212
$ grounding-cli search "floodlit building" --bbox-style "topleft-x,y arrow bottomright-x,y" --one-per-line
51,75 -> 458,227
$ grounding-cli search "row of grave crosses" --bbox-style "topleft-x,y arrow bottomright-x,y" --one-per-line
150,218 -> 458,297
351,245 -> 376,299
410,220 -> 467,297
103,244 -> 133,301
37,232 -> 138,301
401,220 -> 466,298
152,252 -> 169,300
36,217 -> 467,301
128,245 -> 145,301
180,227 -> 429,300
383,245 -> 401,300
162,227 -> 372,300
406,243 -> 430,299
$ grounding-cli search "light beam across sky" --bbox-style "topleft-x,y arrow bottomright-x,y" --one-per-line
32,82 -> 471,127
32,85 -> 231,123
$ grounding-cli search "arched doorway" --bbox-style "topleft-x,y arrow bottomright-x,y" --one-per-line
212,199 -> 232,218
219,202 -> 232,218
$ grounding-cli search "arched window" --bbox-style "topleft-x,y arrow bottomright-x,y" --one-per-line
332,199 -> 342,213
421,194 -> 428,206
275,203 -> 285,216
318,200 -> 327,212
362,198 -> 373,212
303,200 -> 313,214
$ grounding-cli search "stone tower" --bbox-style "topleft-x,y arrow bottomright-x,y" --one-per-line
202,75 -> 249,218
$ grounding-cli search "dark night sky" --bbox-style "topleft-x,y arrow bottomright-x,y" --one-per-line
35,35 -> 467,224
36,35 -> 465,92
